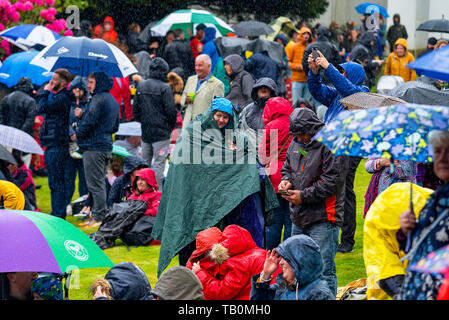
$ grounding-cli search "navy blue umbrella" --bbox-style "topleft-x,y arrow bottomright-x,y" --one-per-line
407,44 -> 449,82
0,24 -> 61,50
0,51 -> 53,88
355,2 -> 389,18
30,36 -> 138,78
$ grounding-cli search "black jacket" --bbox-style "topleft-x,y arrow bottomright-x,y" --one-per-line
37,88 -> 72,148
223,54 -> 254,112
134,58 -> 177,144
281,108 -> 347,229
76,72 -> 120,151
0,79 -> 36,136
162,39 -> 195,77
350,32 -> 380,88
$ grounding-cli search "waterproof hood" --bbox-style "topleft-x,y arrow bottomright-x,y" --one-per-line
91,72 -> 114,94
132,168 -> 158,192
202,27 -> 216,44
148,57 -> 169,82
223,54 -> 244,76
340,62 -> 366,86
358,31 -> 376,48
189,227 -> 222,263
262,97 -> 293,125
103,16 -> 115,29
69,76 -> 88,92
293,98 -> 316,113
317,26 -> 331,41
123,155 -> 148,176
151,266 -> 204,300
275,235 -> 324,288
394,38 -> 408,51
251,77 -> 277,102
288,107 -> 324,135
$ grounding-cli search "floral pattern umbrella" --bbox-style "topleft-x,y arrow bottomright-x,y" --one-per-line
314,104 -> 449,163
409,244 -> 449,276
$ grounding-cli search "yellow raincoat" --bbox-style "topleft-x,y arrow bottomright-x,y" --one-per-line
363,182 -> 434,300
0,180 -> 25,210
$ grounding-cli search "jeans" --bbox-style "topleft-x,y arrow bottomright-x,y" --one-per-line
265,195 -> 292,250
83,150 -> 111,222
64,157 -> 88,206
292,222 -> 340,297
340,157 -> 362,248
44,146 -> 69,219
291,81 -> 311,105
142,139 -> 170,190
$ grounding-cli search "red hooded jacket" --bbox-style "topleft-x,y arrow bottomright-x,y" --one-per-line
194,225 -> 279,300
94,16 -> 118,43
127,168 -> 161,216
110,77 -> 132,121
259,97 -> 293,193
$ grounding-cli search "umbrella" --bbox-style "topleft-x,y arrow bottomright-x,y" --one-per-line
376,75 -> 405,95
138,21 -> 164,44
314,104 -> 449,163
389,78 -> 449,107
0,124 -> 43,155
355,2 -> 389,18
0,210 -> 114,273
0,24 -> 62,50
261,16 -> 298,41
30,36 -> 138,78
151,9 -> 234,38
417,17 -> 449,33
0,51 -> 53,88
409,244 -> 449,276
407,44 -> 449,82
112,144 -> 131,158
115,121 -> 141,137
339,92 -> 407,110
233,21 -> 274,37
0,145 -> 16,165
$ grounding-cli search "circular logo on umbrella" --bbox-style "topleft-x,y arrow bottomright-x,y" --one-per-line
64,240 -> 89,262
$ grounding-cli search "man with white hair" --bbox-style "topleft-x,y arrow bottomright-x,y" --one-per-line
181,54 -> 225,129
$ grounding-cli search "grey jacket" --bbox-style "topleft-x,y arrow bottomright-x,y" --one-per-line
151,266 -> 204,300
223,54 -> 254,112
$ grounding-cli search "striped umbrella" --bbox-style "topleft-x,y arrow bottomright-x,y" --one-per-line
151,9 -> 233,37
0,24 -> 61,50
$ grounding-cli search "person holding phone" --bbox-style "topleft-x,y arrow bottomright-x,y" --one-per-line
278,107 -> 347,298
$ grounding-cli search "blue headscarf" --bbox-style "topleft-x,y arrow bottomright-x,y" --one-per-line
210,97 -> 234,129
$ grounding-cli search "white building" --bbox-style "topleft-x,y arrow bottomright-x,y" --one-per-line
312,0 -> 449,51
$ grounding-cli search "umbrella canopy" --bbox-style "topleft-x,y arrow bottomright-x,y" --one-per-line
138,21 -> 163,44
355,2 -> 389,18
151,9 -> 234,37
0,51 -> 53,88
0,124 -> 43,155
376,75 -> 405,95
409,244 -> 449,276
30,36 -> 138,78
407,44 -> 449,82
112,144 -> 131,158
389,78 -> 449,106
314,104 -> 449,163
0,24 -> 61,50
115,121 -> 141,136
233,21 -> 274,37
0,210 -> 114,273
417,18 -> 449,33
0,145 -> 16,165
339,92 -> 407,110
261,16 -> 298,41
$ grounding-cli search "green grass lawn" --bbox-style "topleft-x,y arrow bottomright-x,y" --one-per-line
34,160 -> 371,300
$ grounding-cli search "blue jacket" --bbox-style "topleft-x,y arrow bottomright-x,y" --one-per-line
244,51 -> 280,83
250,235 -> 335,300
37,88 -> 72,148
201,28 -> 219,73
307,62 -> 369,124
76,72 -> 120,151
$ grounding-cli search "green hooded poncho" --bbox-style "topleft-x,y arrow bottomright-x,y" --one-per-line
152,98 -> 278,276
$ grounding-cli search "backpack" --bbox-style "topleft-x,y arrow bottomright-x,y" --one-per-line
121,215 -> 156,247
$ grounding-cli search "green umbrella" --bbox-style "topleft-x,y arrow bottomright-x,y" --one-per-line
151,9 -> 234,37
0,210 -> 114,274
112,144 -> 131,158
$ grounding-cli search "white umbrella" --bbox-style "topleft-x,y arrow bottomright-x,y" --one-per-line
0,124 -> 43,155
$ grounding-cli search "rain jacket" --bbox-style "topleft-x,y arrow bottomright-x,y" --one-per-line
259,97 -> 293,193
151,266 -> 204,300
384,38 -> 417,82
104,262 -> 153,300
37,87 -> 72,148
152,98 -> 279,276
127,168 -> 161,217
288,27 -> 312,83
281,108 -> 346,229
186,227 -> 222,274
201,28 -> 219,73
223,54 -> 254,112
363,183 -> 433,300
307,62 -> 369,124
107,155 -> 148,208
250,234 -> 335,300
163,39 -> 195,77
386,14 -> 408,50
244,51 -> 280,83
94,16 -> 118,43
135,51 -> 152,80
0,180 -> 25,210
68,77 -> 89,138
350,31 -> 380,88
0,77 -> 36,136
76,72 -> 120,151
134,58 -> 177,144
194,225 -> 271,300
110,77 -> 132,121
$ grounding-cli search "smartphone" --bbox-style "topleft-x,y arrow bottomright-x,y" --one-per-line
312,47 -> 319,61
278,189 -> 292,196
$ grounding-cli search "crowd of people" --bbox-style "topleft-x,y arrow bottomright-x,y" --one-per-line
0,11 -> 448,302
